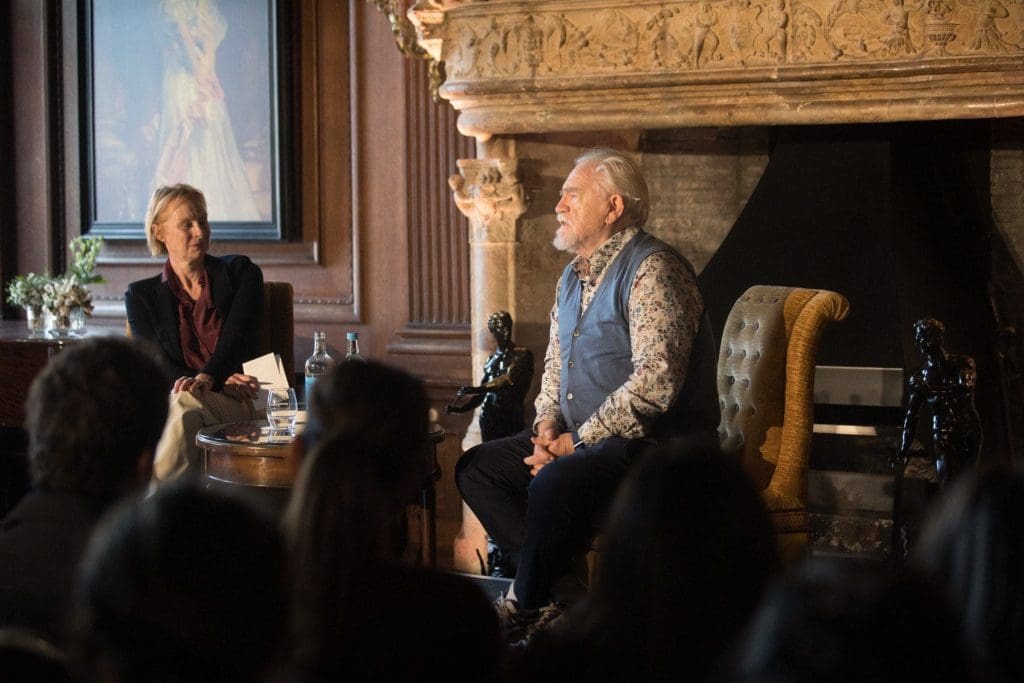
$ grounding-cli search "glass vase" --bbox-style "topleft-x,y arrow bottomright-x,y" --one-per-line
48,310 -> 72,338
26,305 -> 45,336
70,306 -> 87,336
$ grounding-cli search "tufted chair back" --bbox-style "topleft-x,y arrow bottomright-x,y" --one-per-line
717,285 -> 849,563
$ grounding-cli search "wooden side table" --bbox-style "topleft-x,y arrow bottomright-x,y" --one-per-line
0,321 -> 120,428
197,420 -> 295,489
196,421 -> 445,565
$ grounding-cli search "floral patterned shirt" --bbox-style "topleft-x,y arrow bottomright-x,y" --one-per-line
533,227 -> 704,444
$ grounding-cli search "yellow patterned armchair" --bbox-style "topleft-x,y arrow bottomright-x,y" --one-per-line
717,285 -> 850,564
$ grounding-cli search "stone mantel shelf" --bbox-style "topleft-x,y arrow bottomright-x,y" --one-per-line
409,0 -> 1024,137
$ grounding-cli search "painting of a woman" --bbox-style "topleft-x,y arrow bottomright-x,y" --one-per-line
153,0 -> 261,221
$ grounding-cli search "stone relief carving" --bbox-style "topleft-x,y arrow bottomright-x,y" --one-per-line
962,0 -> 1019,51
449,158 -> 527,243
369,0 -> 446,99
423,0 -> 1022,83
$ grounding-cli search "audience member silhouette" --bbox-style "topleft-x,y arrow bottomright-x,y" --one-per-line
725,556 -> 972,682
284,361 -> 504,681
507,436 -> 779,682
0,338 -> 170,646
0,627 -> 73,682
69,482 -> 287,682
910,464 -> 1024,683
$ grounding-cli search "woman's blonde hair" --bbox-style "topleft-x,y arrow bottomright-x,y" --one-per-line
144,184 -> 209,257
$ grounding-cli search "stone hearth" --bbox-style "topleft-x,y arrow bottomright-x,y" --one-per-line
394,0 -> 1024,571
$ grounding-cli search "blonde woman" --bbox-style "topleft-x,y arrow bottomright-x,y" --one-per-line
125,183 -> 263,481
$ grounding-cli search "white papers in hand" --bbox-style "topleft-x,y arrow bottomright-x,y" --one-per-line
243,352 -> 290,411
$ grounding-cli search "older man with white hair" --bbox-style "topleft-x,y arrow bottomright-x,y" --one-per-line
456,148 -> 720,644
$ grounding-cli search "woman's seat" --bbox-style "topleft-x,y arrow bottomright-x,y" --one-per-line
258,281 -> 295,379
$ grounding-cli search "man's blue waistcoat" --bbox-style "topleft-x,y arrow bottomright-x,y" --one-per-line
556,230 -> 719,440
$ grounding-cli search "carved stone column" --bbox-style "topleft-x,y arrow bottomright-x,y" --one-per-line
448,137 -> 527,573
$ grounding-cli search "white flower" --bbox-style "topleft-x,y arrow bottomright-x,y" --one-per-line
5,272 -> 50,310
42,275 -> 94,319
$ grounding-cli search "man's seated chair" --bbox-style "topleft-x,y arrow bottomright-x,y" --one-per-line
717,285 -> 849,565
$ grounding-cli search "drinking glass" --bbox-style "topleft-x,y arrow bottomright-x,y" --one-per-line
266,387 -> 298,432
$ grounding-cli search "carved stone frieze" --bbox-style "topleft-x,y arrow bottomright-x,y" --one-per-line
449,158 -> 527,243
432,0 -> 1023,75
408,0 -> 1024,134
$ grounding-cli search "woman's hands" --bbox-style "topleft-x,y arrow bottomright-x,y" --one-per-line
171,372 -> 259,402
222,373 -> 260,401
173,372 -> 216,394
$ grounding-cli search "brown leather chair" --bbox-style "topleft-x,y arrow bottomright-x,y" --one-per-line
258,281 -> 295,380
125,281 -> 295,381
717,285 -> 849,565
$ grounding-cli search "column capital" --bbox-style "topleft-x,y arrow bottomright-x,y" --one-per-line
449,157 -> 527,243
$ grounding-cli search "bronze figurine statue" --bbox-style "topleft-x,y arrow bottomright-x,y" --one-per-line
895,317 -> 983,486
446,310 -> 534,442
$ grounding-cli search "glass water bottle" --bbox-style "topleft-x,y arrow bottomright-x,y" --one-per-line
345,332 -> 363,361
304,330 -> 333,406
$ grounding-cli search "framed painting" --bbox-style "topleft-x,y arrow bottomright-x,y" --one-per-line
81,0 -> 287,240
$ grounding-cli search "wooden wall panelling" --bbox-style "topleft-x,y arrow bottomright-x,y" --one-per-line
0,0 -> 13,295
365,2 -> 477,569
393,48 -> 477,569
387,53 -> 473,376
10,1 -> 60,288
285,0 -> 357,369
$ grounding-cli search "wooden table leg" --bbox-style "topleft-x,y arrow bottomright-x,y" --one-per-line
419,439 -> 441,566
420,480 -> 437,566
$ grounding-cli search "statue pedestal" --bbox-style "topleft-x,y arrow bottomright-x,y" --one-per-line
453,502 -> 490,574
452,413 -> 490,573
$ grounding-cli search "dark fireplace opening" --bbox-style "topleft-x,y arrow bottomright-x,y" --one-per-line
695,120 -> 1012,463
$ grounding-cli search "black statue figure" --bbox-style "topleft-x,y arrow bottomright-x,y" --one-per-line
446,310 -> 534,442
895,318 -> 983,486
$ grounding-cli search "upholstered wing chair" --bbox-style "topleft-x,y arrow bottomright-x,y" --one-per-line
717,285 -> 850,564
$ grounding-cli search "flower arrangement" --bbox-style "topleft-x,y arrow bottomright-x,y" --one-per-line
5,272 -> 50,312
42,275 -> 94,331
5,236 -> 104,334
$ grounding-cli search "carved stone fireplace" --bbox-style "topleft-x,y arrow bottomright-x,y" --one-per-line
400,0 -> 1024,569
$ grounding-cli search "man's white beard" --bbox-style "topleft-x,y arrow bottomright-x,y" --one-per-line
553,223 -> 578,253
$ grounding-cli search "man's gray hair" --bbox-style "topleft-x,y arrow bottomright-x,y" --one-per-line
575,148 -> 650,228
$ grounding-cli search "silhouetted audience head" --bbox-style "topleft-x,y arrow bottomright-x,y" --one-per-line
26,337 -> 170,498
911,464 -> 1024,682
0,628 -> 72,682
511,436 -> 779,682
287,360 -> 431,594
287,429 -> 415,580
284,361 -> 502,681
70,482 -> 287,682
726,557 -> 971,682
0,338 -> 170,648
299,359 -> 430,484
